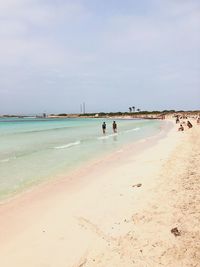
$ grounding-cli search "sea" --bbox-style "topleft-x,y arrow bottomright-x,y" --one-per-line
0,117 -> 165,201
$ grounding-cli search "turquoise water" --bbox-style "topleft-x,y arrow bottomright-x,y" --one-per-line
0,117 -> 163,200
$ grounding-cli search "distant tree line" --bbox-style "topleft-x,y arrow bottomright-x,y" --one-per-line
2,110 -> 199,118
78,109 -> 195,117
45,109 -> 200,118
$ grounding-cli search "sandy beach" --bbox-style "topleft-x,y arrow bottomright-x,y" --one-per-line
0,120 -> 199,267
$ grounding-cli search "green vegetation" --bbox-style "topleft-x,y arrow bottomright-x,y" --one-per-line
57,113 -> 68,116
77,110 -> 200,118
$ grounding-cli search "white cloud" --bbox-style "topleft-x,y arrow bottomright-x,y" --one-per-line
0,0 -> 90,68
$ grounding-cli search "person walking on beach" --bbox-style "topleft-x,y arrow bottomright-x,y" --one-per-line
102,122 -> 106,134
112,121 -> 117,133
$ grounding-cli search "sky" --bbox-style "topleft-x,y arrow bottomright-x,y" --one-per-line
0,0 -> 199,114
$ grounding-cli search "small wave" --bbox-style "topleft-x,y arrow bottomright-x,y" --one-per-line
97,136 -> 109,140
0,156 -> 17,163
97,133 -> 118,140
125,127 -> 140,133
0,125 -> 80,137
0,158 -> 10,163
54,141 -> 81,149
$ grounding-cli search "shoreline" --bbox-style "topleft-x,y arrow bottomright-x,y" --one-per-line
0,120 -> 199,266
0,119 -> 170,204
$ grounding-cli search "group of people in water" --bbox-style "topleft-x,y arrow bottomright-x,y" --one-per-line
102,121 -> 117,134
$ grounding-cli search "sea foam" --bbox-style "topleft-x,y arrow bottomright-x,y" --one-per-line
54,141 -> 81,149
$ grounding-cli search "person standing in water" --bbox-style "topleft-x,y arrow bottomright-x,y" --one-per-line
112,121 -> 117,133
102,122 -> 106,134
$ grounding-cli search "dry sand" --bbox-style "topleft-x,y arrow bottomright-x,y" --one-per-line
0,120 -> 199,267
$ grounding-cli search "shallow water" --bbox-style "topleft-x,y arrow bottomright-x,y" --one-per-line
0,117 -> 163,200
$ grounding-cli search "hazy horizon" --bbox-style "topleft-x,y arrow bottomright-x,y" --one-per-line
1,108 -> 200,117
0,0 -> 199,114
